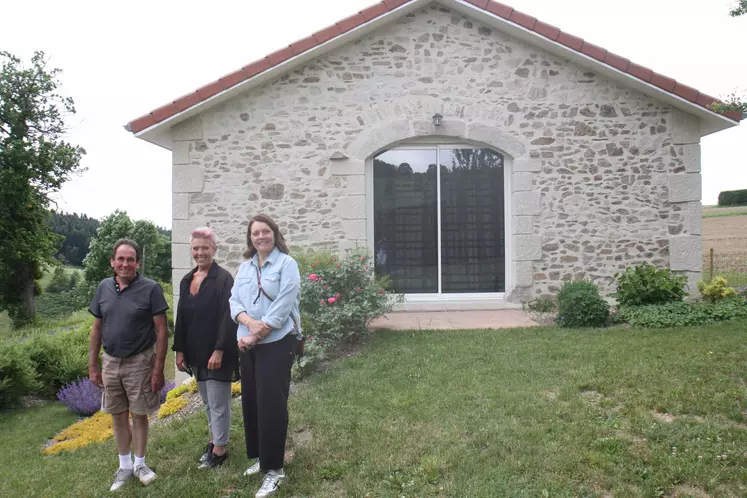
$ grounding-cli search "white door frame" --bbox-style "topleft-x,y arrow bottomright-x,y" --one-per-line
364,140 -> 514,306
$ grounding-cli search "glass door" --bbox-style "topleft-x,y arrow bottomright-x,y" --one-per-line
439,148 -> 505,293
373,149 -> 438,293
373,145 -> 505,295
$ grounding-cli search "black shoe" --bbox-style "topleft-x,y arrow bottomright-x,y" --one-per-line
198,451 -> 228,469
199,442 -> 214,463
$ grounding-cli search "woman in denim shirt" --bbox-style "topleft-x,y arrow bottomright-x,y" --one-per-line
229,213 -> 301,498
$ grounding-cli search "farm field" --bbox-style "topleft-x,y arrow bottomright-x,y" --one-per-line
701,210 -> 747,286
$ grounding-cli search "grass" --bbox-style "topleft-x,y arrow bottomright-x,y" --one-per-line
1,320 -> 745,497
164,337 -> 175,382
712,271 -> 747,289
37,264 -> 82,290
702,260 -> 747,289
0,309 -> 91,343
702,206 -> 747,219
702,210 -> 747,219
0,312 -> 10,337
0,265 -> 84,339
287,323 -> 747,497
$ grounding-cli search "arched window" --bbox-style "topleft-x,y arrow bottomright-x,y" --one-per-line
372,144 -> 507,295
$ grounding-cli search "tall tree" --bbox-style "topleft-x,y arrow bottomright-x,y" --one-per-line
47,211 -> 100,266
83,210 -> 135,284
730,1 -> 746,17
84,210 -> 172,285
0,51 -> 85,326
711,2 -> 746,114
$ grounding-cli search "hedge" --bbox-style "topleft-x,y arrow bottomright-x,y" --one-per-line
717,189 -> 747,207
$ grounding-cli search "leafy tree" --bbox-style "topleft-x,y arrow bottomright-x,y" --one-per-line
83,210 -> 135,284
132,219 -> 171,281
710,2 -> 746,114
83,210 -> 171,286
730,1 -> 746,17
145,232 -> 172,283
46,266 -> 72,293
0,51 -> 85,326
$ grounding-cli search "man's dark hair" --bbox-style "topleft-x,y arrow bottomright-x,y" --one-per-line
111,238 -> 141,261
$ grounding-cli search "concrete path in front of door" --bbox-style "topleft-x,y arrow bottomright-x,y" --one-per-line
369,310 -> 538,330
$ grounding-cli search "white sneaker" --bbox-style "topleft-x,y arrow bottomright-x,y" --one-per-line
199,443 -> 214,463
110,467 -> 133,491
134,464 -> 157,486
255,470 -> 288,497
244,461 -> 261,476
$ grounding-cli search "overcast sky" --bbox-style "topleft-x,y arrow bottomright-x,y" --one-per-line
2,0 -> 745,228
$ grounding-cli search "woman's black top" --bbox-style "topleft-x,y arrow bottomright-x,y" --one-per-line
173,262 -> 238,382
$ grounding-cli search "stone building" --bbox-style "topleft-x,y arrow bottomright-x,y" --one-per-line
127,0 -> 742,310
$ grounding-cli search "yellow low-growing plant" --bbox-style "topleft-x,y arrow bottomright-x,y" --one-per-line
165,378 -> 198,400
44,377 -> 203,455
158,396 -> 189,419
166,384 -> 188,401
231,381 -> 241,396
698,276 -> 737,303
43,411 -> 113,455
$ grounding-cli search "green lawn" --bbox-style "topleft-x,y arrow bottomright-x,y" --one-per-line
1,321 -> 745,497
0,309 -> 92,343
0,265 -> 84,339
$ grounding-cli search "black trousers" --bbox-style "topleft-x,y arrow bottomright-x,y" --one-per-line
240,333 -> 296,471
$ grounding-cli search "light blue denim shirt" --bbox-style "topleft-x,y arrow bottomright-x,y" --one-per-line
229,247 -> 301,345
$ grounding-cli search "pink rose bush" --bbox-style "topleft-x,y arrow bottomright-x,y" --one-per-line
294,249 -> 403,378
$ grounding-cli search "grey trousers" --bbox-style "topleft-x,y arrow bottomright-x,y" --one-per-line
197,380 -> 232,447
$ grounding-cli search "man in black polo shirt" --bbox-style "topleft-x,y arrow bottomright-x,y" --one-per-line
88,238 -> 169,492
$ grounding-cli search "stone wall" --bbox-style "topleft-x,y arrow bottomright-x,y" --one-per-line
170,4 -> 701,302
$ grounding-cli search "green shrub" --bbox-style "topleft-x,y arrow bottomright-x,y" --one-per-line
155,280 -> 174,336
297,249 -> 402,350
615,296 -> 747,328
23,326 -> 89,397
557,281 -> 610,328
46,266 -> 73,293
36,291 -> 85,320
697,276 -> 737,303
717,188 -> 747,207
37,271 -> 90,321
0,343 -> 39,409
72,279 -> 96,309
613,263 -> 688,306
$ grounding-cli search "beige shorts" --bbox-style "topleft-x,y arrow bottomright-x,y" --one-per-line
101,348 -> 160,415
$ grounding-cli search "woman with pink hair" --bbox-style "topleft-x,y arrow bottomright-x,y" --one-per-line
173,227 -> 238,469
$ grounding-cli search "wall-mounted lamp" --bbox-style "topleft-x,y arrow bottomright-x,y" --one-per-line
432,113 -> 443,127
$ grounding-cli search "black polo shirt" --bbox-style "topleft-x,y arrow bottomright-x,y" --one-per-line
89,275 -> 169,358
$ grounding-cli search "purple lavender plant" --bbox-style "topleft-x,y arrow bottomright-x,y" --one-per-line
159,380 -> 176,404
56,377 -> 102,416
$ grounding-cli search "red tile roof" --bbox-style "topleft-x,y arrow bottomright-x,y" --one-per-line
126,0 -> 742,134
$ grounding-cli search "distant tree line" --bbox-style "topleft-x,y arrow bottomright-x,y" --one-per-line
46,211 -> 100,267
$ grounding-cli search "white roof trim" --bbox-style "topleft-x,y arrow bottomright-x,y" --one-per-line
449,0 -> 736,137
134,0 -> 737,150
133,0 -> 427,150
